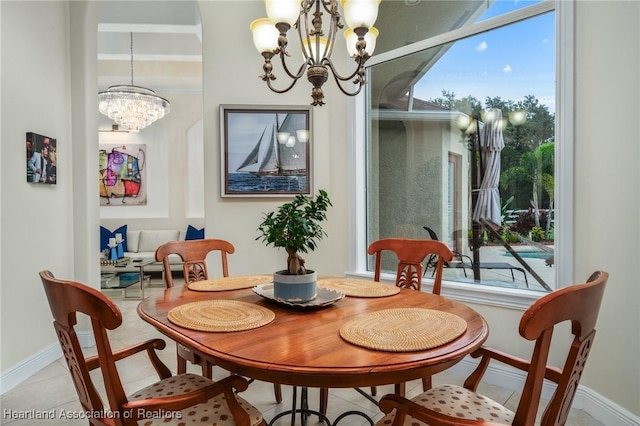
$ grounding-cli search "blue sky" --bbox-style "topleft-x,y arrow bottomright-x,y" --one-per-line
413,0 -> 556,113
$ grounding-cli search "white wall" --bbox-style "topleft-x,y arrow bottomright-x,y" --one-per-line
199,1 -> 350,278
572,0 -> 639,414
0,0 -> 638,421
0,1 -> 75,370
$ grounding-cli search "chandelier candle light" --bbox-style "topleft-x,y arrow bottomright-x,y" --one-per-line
251,0 -> 380,106
98,33 -> 170,131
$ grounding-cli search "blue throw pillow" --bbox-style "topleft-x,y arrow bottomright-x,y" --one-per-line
100,225 -> 128,251
185,225 -> 204,240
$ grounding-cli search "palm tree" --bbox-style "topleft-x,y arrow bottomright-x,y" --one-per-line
501,142 -> 554,228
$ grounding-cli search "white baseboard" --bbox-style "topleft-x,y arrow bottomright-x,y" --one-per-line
0,330 -> 94,395
449,358 -> 639,426
580,386 -> 640,426
0,343 -> 61,395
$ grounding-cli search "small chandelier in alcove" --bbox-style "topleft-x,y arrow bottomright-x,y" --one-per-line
98,32 -> 170,131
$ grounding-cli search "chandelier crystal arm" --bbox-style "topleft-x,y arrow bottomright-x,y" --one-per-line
278,58 -> 310,81
322,0 -> 341,60
298,0 -> 341,67
325,59 -> 365,96
278,44 -> 310,81
267,21 -> 308,81
262,53 -> 308,94
303,0 -> 342,63
330,73 -> 365,96
265,75 -> 302,94
297,17 -> 312,64
324,25 -> 370,82
323,53 -> 366,83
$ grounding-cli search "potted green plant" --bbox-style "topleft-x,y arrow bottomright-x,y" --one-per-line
257,189 -> 332,302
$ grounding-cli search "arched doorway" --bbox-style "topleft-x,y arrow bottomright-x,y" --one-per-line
96,1 -> 204,229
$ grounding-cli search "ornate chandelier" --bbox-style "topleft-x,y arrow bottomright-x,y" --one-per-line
98,33 -> 170,131
251,0 -> 380,106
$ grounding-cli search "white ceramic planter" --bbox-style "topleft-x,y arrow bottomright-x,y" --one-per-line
273,270 -> 317,302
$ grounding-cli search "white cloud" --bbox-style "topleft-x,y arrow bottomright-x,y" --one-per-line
476,41 -> 488,52
503,64 -> 512,73
538,96 -> 555,113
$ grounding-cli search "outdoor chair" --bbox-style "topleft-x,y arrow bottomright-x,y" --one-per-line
423,226 -> 473,278
156,238 -> 283,403
39,270 -> 266,426
424,226 -> 529,286
320,238 -> 454,415
377,270 -> 608,426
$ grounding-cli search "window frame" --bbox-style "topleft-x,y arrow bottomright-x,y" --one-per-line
346,0 -> 573,310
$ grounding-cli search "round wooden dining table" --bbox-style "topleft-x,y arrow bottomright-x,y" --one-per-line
137,279 -> 489,390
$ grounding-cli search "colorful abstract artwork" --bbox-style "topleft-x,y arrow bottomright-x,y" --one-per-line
99,144 -> 146,205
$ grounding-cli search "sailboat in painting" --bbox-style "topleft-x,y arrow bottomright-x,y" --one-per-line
236,113 -> 307,176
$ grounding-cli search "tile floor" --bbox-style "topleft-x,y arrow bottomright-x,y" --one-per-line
1,284 -> 603,425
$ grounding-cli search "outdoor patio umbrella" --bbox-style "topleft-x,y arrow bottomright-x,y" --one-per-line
472,108 -> 504,226
469,109 -> 551,291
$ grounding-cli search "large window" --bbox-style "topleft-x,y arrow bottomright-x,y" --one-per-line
356,1 -> 564,296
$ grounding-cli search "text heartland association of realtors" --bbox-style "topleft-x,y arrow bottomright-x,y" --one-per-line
2,408 -> 181,421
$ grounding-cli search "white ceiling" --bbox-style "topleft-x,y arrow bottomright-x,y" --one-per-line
96,1 -> 487,99
97,0 -> 202,94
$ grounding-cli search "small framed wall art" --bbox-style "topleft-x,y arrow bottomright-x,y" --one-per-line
26,132 -> 57,184
220,104 -> 312,197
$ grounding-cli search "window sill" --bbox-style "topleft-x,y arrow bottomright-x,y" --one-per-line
344,271 -> 545,310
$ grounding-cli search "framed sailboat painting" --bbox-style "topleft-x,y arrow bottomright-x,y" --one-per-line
220,105 -> 312,197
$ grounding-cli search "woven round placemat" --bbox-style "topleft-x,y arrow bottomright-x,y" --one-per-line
340,308 -> 467,352
187,275 -> 272,292
167,300 -> 275,332
317,278 -> 400,298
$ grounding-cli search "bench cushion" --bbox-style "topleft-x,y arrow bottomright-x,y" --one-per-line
138,230 -> 180,253
126,230 -> 141,253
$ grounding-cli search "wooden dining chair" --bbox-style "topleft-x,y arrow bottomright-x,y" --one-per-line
39,270 -> 266,426
377,270 -> 608,426
371,237 -> 454,393
155,238 -> 283,404
156,238 -> 235,289
320,238 -> 454,415
368,237 -> 454,294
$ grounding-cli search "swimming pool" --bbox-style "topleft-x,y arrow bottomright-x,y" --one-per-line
504,250 -> 553,260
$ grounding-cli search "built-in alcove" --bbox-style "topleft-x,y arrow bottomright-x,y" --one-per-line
97,1 -> 203,229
